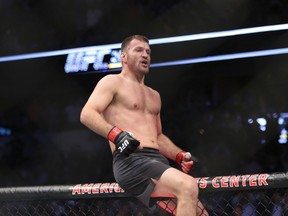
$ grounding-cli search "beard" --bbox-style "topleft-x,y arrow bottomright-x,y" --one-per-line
127,61 -> 150,74
140,65 -> 150,74
125,55 -> 150,74
138,60 -> 150,74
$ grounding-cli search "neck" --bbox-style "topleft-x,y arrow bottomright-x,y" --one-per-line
121,69 -> 145,84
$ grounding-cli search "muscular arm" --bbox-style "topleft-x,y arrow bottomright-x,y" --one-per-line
158,133 -> 182,160
156,114 -> 198,173
80,75 -> 117,138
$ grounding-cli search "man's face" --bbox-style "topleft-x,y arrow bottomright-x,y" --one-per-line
122,39 -> 151,74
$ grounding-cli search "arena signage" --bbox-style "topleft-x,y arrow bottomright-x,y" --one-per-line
197,173 -> 269,191
72,182 -> 125,195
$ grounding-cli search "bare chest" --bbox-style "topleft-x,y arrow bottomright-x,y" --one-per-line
116,84 -> 160,114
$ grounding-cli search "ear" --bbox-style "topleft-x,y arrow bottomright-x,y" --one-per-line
120,52 -> 127,64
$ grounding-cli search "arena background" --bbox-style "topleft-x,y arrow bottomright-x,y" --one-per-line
0,0 -> 288,191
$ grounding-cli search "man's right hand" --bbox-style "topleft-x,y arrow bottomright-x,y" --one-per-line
107,126 -> 140,156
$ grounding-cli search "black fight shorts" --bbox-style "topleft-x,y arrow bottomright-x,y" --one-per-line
113,147 -> 171,206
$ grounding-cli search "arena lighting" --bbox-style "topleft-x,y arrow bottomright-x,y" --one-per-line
149,23 -> 288,45
0,23 -> 288,63
150,47 -> 288,68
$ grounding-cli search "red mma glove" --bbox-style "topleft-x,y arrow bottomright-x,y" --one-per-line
108,126 -> 140,157
176,151 -> 199,173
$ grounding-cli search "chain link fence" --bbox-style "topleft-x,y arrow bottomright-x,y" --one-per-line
0,189 -> 287,215
0,172 -> 287,215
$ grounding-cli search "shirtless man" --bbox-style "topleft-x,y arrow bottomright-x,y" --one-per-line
80,35 -> 206,215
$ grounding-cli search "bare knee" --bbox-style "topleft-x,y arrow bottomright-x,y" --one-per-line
176,176 -> 199,200
153,168 -> 199,201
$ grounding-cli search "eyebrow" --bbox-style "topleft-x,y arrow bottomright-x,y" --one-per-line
132,46 -> 151,52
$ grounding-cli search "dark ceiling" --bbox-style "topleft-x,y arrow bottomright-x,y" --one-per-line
0,0 -> 288,185
0,0 -> 288,109
1,0 -> 288,56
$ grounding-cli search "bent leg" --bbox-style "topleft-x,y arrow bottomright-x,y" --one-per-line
152,167 -> 199,216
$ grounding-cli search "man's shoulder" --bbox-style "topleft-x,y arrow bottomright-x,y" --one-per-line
94,74 -> 124,93
101,74 -> 122,81
99,74 -> 124,85
146,85 -> 160,97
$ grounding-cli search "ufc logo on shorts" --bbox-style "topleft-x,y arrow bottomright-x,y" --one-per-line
118,140 -> 129,152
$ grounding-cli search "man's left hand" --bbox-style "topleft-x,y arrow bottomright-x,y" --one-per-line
176,151 -> 199,174
181,152 -> 194,173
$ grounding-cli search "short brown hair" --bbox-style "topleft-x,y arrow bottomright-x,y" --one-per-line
121,35 -> 149,52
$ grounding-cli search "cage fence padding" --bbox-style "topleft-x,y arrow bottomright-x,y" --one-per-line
0,172 -> 287,215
